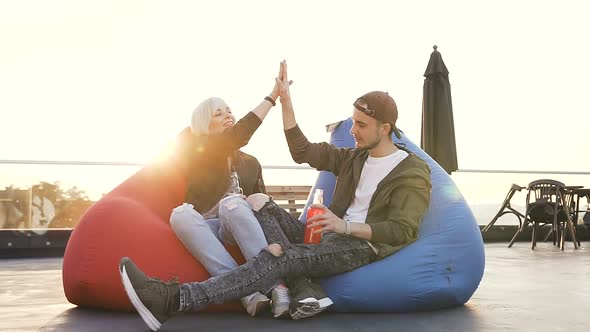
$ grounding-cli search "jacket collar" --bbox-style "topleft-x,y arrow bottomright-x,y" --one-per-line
352,150 -> 370,190
353,144 -> 422,186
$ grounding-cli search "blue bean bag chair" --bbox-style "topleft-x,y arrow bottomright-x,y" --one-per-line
300,119 -> 485,312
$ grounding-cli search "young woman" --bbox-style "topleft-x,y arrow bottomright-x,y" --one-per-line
168,71 -> 290,318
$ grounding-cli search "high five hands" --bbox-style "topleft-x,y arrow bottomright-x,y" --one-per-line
274,60 -> 293,103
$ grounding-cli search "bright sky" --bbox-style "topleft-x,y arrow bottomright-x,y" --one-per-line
1,0 -> 589,175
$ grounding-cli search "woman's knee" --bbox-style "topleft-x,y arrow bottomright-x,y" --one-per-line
170,204 -> 206,230
246,193 -> 270,212
266,243 -> 283,257
219,196 -> 251,218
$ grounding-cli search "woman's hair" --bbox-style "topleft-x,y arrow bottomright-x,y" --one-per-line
190,97 -> 228,136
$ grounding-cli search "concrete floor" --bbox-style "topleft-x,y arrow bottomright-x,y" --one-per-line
1,243 -> 588,332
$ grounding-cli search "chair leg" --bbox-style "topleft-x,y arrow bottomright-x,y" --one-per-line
565,218 -> 579,250
508,215 -> 528,248
508,229 -> 520,248
568,217 -> 581,247
559,192 -> 580,250
558,216 -> 570,250
482,211 -> 502,233
483,187 -> 523,233
543,228 -> 553,242
531,222 -> 537,250
560,223 -> 565,250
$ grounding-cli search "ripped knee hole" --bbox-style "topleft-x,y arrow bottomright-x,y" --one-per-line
266,243 -> 283,257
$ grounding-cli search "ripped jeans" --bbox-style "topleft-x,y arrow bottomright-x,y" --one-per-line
179,200 -> 377,311
170,196 -> 268,277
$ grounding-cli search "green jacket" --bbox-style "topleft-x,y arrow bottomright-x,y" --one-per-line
285,125 -> 431,259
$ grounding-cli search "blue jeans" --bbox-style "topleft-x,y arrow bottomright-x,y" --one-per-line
170,195 -> 268,277
179,200 -> 377,311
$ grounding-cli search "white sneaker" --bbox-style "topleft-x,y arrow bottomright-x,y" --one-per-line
271,284 -> 291,318
241,292 -> 270,317
290,297 -> 333,320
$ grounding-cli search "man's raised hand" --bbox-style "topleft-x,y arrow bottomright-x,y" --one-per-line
275,60 -> 293,102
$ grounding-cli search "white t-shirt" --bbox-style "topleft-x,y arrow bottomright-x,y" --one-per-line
344,149 -> 409,224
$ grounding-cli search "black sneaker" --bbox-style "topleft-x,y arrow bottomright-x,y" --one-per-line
288,277 -> 333,320
119,257 -> 180,331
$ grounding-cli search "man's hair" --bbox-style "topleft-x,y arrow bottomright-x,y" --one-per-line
377,119 -> 395,138
356,98 -> 394,138
190,97 -> 228,136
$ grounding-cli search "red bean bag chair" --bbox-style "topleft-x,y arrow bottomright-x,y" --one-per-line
62,138 -> 245,312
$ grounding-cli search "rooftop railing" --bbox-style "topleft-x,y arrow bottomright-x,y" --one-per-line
1,160 -> 589,230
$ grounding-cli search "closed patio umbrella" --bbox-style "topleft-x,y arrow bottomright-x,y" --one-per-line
421,45 -> 458,174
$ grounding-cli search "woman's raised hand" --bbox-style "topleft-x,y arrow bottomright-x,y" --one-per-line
270,61 -> 283,101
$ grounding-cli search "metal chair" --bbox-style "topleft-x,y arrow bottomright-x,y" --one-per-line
508,179 -> 579,250
542,187 -> 582,247
482,184 -> 526,233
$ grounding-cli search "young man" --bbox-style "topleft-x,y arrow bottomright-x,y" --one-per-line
119,61 -> 431,331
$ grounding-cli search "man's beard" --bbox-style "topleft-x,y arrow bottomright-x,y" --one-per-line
358,136 -> 381,151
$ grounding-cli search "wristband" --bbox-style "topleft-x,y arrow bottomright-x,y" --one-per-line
345,220 -> 352,235
264,96 -> 276,106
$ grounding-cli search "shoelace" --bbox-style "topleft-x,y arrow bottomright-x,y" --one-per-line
146,277 -> 179,313
275,286 -> 290,302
